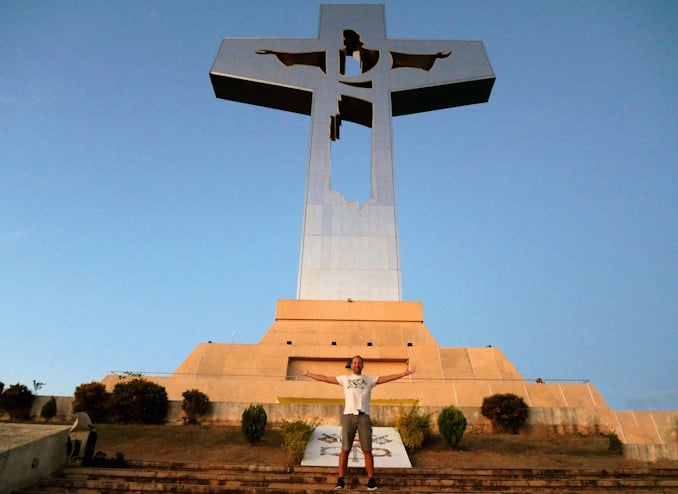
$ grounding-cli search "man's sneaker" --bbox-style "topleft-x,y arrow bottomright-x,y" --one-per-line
367,477 -> 378,490
335,477 -> 345,489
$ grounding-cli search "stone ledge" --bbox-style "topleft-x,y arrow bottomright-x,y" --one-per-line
275,299 -> 424,322
0,423 -> 69,494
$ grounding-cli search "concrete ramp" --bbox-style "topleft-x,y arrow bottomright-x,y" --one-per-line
301,425 -> 412,468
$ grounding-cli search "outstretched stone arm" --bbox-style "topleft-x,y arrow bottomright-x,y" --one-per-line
376,367 -> 416,385
391,51 -> 451,70
300,369 -> 340,384
256,49 -> 326,73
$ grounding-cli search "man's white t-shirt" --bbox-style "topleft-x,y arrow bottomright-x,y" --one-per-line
336,374 -> 379,415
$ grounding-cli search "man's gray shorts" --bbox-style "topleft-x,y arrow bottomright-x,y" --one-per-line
341,413 -> 372,452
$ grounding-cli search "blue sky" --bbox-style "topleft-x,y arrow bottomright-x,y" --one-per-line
1,0 -> 676,411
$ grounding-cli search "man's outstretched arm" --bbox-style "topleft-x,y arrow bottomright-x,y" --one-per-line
300,369 -> 339,384
376,367 -> 416,385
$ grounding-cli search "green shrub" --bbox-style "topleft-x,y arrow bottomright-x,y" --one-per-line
606,432 -> 624,455
73,382 -> 110,423
181,389 -> 211,425
0,383 -> 34,420
40,396 -> 58,421
241,404 -> 267,444
481,393 -> 529,434
279,417 -> 319,464
395,406 -> 432,450
437,406 -> 467,448
110,378 -> 168,424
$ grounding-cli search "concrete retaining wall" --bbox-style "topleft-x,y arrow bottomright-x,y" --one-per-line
0,424 -> 69,494
29,395 -> 613,432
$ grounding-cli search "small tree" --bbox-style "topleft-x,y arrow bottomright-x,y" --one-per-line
437,406 -> 467,448
110,378 -> 168,424
0,383 -> 35,420
40,396 -> 58,421
481,393 -> 529,434
73,382 -> 111,423
395,405 -> 432,450
279,417 -> 319,464
241,404 -> 267,444
181,389 -> 210,425
606,432 -> 624,455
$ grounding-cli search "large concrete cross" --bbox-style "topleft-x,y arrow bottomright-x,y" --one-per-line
210,4 -> 494,301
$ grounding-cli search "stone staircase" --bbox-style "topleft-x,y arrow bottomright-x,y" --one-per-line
15,461 -> 678,493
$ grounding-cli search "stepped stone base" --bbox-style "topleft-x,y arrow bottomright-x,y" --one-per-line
100,299 -> 677,462
101,300 -> 596,408
16,461 -> 678,493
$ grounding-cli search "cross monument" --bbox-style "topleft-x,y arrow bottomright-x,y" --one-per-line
102,7 -> 654,443
210,4 -> 494,300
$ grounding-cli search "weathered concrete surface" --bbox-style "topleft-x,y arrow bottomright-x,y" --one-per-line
615,410 -> 678,462
0,423 -> 69,494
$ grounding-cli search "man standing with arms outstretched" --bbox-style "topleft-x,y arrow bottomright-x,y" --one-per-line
301,356 -> 416,490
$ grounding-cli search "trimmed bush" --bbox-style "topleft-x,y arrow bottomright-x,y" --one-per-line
73,382 -> 110,423
181,389 -> 210,425
606,432 -> 624,455
110,378 -> 169,424
0,383 -> 34,420
40,396 -> 58,421
279,417 -> 319,464
241,404 -> 267,444
437,406 -> 467,448
481,393 -> 529,433
395,406 -> 432,450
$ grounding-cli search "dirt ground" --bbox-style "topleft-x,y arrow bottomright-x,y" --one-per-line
92,424 -> 676,470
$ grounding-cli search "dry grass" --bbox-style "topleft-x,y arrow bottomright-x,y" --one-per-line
91,424 -> 671,470
95,424 -> 287,465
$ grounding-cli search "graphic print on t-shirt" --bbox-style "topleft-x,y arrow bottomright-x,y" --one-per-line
346,377 -> 369,389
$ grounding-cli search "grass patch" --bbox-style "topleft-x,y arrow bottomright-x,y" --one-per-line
452,433 -> 614,456
95,424 -> 285,464
97,424 -> 283,448
92,424 -> 651,469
